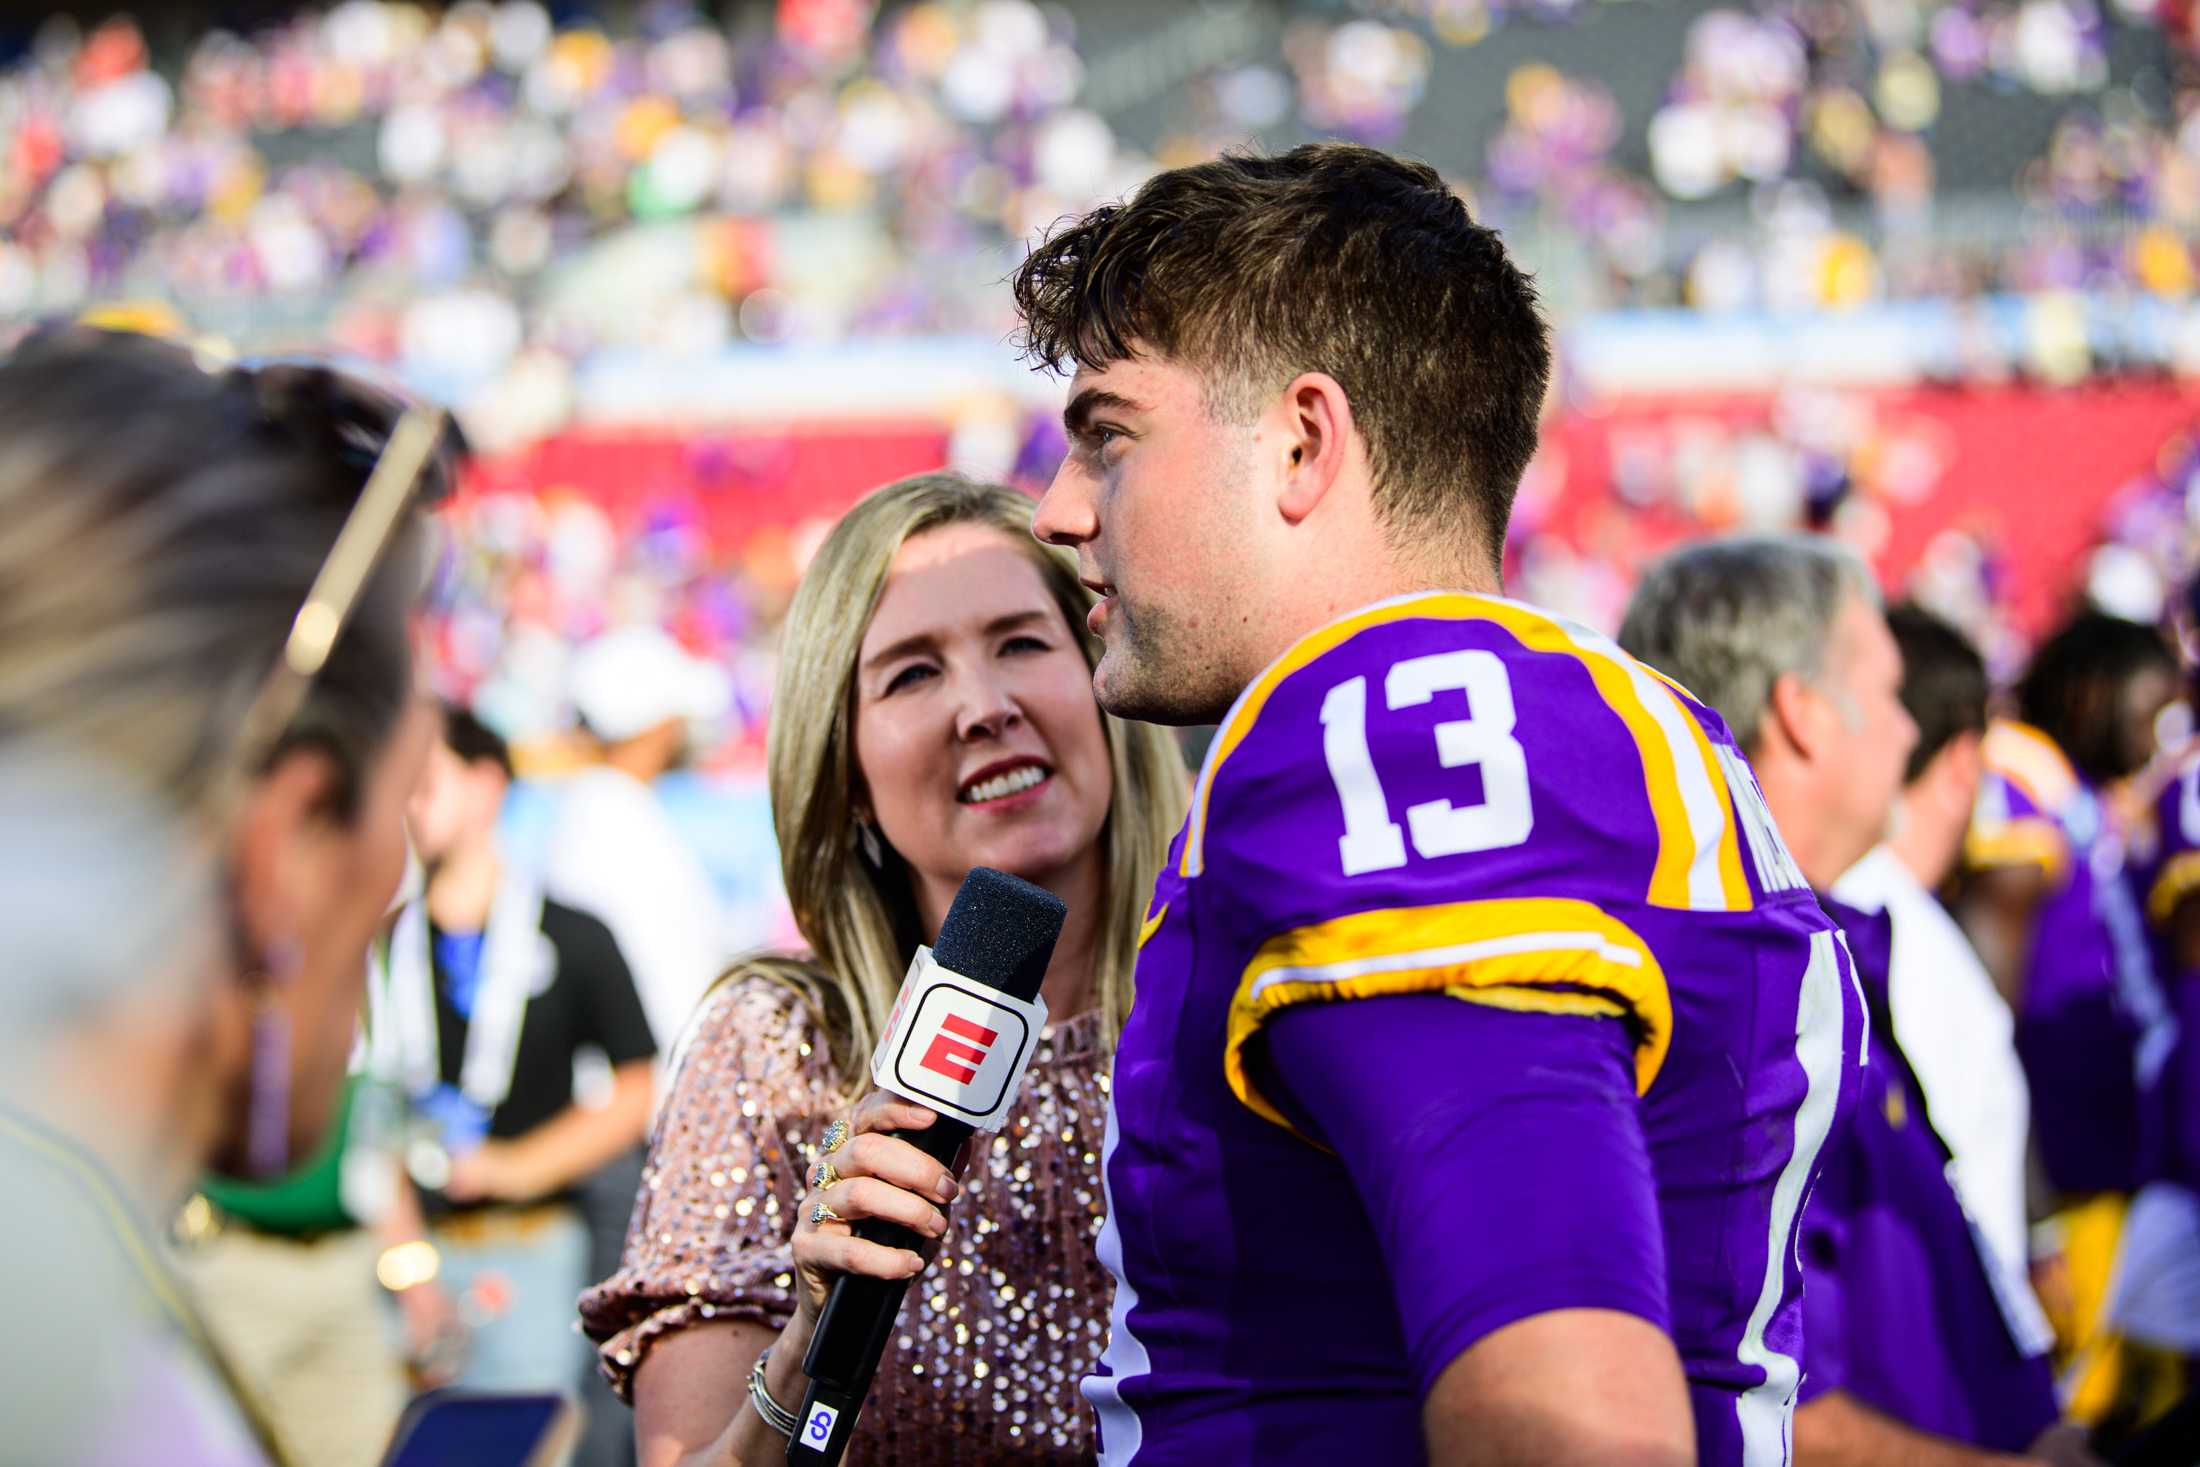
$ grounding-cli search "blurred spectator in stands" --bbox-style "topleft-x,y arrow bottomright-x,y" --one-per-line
549,628 -> 731,1467
551,625 -> 733,1050
1829,605 -> 2040,1344
2109,653 -> 2200,1444
1621,534 -> 2097,1466
3,0 -> 2197,397
1959,614 -> 2177,1196
391,702 -> 656,1407
1956,611 -> 2180,1434
2140,660 -> 2200,1196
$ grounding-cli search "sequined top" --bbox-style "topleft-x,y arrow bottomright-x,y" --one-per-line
580,973 -> 1112,1464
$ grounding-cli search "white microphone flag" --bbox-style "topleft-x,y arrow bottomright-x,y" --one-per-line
869,947 -> 1047,1132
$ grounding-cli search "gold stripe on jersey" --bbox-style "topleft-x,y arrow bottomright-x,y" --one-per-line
1222,896 -> 1672,1134
1981,720 -> 2079,816
1964,817 -> 2070,882
2150,851 -> 2200,925
1642,664 -> 1752,910
1182,592 -> 1749,912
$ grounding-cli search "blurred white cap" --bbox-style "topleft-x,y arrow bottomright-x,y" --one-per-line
568,626 -> 730,744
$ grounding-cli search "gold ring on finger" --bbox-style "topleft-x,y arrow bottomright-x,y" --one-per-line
818,1120 -> 850,1156
809,1160 -> 840,1191
810,1200 -> 843,1227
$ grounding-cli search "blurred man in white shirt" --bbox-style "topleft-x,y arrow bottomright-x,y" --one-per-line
549,626 -> 731,1053
548,626 -> 736,1467
1833,604 -> 2038,1318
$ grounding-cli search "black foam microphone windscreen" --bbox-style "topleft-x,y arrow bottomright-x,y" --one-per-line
930,864 -> 1063,1005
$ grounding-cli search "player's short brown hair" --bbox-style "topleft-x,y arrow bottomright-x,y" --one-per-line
1011,143 -> 1550,570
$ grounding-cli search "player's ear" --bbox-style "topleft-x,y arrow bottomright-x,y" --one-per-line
1273,372 -> 1355,526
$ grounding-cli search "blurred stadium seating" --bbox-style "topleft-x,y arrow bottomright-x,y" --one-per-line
6,0 -> 2198,758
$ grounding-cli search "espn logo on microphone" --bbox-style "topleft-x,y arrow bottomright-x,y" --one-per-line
921,1013 -> 998,1084
870,948 -> 1047,1131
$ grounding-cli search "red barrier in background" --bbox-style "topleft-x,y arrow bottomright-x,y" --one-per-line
1530,381 -> 2200,635
457,384 -> 2200,638
461,419 -> 954,548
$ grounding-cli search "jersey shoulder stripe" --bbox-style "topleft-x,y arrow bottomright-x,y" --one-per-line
2149,751 -> 2200,924
1221,895 -> 1672,1133
1980,720 -> 2079,816
1968,723 -> 2074,879
1180,591 -> 1750,913
2152,852 -> 2200,926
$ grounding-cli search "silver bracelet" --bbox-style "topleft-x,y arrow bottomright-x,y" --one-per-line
749,1346 -> 802,1439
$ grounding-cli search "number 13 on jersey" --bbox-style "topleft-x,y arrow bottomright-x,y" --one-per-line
1319,649 -> 1534,876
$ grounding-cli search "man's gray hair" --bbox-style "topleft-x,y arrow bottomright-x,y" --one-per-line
1616,533 -> 1879,755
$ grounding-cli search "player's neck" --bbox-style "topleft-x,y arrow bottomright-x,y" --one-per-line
1262,544 -> 1502,666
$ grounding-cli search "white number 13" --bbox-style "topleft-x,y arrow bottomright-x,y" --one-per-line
1318,650 -> 1534,876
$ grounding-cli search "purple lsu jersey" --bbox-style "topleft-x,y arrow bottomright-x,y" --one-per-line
2140,746 -> 2200,953
2136,746 -> 2200,1185
1967,721 -> 2174,1194
1085,593 -> 1868,1466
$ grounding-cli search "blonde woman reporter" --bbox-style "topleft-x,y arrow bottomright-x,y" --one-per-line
581,475 -> 1186,1465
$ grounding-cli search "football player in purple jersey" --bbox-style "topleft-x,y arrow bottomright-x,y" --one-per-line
2118,665 -> 2200,1403
2141,719 -> 2200,1192
1012,143 -> 1867,1466
1956,613 -> 2178,1205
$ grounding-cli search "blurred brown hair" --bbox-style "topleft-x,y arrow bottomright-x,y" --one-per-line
0,327 -> 462,825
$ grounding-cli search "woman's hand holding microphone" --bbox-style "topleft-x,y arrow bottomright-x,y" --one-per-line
790,1091 -> 959,1326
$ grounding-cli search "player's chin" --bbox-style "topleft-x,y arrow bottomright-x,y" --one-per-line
1094,649 -> 1220,727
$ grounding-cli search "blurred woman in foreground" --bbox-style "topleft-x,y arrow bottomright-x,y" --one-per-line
582,474 -> 1187,1465
0,329 -> 461,1466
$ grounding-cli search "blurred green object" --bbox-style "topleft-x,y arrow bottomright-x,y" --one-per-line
198,1075 -> 362,1236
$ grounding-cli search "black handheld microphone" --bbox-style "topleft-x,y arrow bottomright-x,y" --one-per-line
788,867 -> 1066,1464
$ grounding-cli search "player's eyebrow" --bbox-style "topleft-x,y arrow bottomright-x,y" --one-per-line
861,610 -> 1054,673
1063,388 -> 1146,440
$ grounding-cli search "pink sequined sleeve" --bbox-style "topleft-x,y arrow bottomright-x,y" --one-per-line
580,973 -> 852,1400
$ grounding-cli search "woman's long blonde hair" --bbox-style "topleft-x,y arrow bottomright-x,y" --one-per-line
742,472 -> 1186,1086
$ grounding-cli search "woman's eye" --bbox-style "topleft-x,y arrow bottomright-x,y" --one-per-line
1002,635 -> 1050,656
884,664 -> 937,694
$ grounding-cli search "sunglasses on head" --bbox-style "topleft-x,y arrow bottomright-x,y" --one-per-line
12,324 -> 467,814
214,354 -> 467,813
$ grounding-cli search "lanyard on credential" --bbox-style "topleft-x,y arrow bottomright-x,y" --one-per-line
376,870 -> 551,1112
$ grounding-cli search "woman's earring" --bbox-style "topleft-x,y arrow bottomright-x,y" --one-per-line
245,937 -> 301,1179
856,818 -> 884,868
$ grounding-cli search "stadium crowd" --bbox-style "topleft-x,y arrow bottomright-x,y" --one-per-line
5,0 -> 2200,386
9,0 -> 2200,760
2,4 -> 2200,1467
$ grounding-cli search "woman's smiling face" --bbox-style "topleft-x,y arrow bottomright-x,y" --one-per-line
850,522 -> 1114,932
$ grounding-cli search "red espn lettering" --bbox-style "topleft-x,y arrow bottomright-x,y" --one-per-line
918,1012 -> 999,1085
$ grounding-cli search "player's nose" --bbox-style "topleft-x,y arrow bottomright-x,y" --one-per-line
1032,459 -> 1096,548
